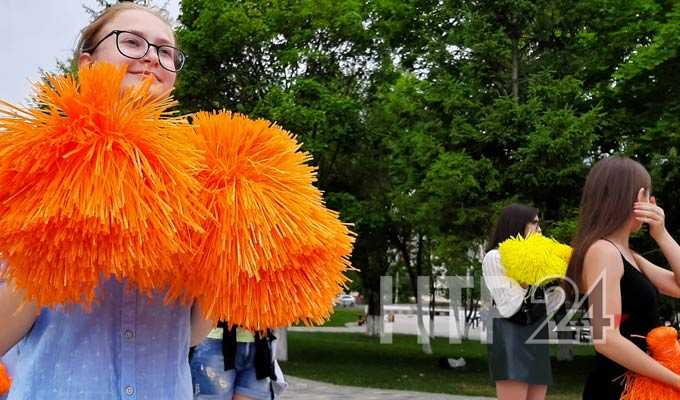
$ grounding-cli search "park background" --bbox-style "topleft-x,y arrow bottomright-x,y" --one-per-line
6,0 -> 680,399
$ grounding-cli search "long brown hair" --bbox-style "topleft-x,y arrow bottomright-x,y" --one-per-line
566,156 -> 651,291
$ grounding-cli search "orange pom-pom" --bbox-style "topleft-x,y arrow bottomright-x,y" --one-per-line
647,326 -> 680,362
0,63 -> 206,306
168,111 -> 353,330
621,326 -> 680,400
0,361 -> 10,395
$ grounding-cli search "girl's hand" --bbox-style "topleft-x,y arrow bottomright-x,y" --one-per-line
634,188 -> 667,240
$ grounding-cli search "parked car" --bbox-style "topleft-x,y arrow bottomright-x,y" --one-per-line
338,294 -> 356,307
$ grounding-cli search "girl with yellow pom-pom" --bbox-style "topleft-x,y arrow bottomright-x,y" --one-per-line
482,203 -> 565,400
0,4 -> 213,399
567,156 -> 680,400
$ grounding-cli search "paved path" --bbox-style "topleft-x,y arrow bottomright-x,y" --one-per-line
289,314 -> 485,341
280,376 -> 495,400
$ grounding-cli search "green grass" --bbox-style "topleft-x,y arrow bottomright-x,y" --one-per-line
294,306 -> 365,327
282,332 -> 595,400
322,306 -> 364,327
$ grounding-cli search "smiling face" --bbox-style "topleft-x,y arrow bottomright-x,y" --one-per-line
78,9 -> 177,97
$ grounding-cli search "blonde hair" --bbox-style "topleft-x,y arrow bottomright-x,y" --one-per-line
75,3 -> 176,61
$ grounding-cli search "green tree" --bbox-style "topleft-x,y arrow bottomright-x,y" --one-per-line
175,0 -> 680,340
176,0 -> 397,335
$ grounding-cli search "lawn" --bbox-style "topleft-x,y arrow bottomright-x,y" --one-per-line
294,306 -> 365,327
282,331 -> 595,400
321,306 -> 364,327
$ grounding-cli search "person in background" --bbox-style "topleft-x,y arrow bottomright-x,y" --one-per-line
483,203 -> 564,400
190,323 -> 281,400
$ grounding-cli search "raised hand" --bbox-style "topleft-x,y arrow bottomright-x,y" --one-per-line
634,188 -> 667,240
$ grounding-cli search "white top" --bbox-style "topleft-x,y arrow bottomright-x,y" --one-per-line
482,249 -> 565,318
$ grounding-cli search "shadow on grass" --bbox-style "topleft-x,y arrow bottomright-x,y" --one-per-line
283,332 -> 594,400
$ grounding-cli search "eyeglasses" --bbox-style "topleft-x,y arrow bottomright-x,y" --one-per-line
83,30 -> 186,72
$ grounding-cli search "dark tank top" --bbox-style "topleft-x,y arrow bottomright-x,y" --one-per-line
582,243 -> 660,400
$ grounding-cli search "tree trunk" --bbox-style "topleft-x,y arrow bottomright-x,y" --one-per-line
428,240 -> 436,339
274,328 -> 288,361
464,297 -> 478,340
414,273 -> 431,354
512,35 -> 519,101
364,267 -> 385,337
366,314 -> 383,336
429,305 -> 436,341
365,277 -> 382,337
415,282 -> 433,354
356,232 -> 390,337
395,231 -> 432,353
510,13 -> 520,101
415,236 -> 432,353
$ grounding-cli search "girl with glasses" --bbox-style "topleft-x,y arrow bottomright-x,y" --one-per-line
0,4 -> 213,399
483,203 -> 563,400
76,3 -> 185,98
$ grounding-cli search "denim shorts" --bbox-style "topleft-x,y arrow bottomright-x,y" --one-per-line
190,338 -> 271,400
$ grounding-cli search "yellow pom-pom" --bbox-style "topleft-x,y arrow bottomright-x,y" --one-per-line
551,240 -> 572,263
498,234 -> 570,285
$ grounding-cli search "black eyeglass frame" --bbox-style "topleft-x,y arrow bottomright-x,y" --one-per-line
82,30 -> 186,72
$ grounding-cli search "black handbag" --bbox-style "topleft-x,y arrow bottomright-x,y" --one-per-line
506,286 -> 547,325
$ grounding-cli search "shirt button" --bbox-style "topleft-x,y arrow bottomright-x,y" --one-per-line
124,329 -> 135,339
125,385 -> 134,396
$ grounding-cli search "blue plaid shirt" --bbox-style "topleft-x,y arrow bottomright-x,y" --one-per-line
8,277 -> 192,400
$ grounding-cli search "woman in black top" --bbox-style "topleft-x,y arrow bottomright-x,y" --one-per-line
566,156 -> 680,399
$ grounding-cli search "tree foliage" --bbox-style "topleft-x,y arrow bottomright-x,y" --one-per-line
174,0 -> 680,325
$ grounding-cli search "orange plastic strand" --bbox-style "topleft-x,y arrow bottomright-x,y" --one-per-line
621,326 -> 680,400
0,63 -> 206,307
169,111 -> 354,330
0,361 -> 10,395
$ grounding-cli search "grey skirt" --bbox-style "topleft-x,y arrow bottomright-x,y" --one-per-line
487,317 -> 552,385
